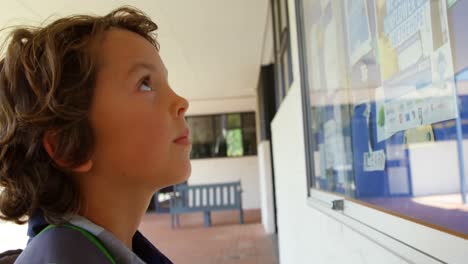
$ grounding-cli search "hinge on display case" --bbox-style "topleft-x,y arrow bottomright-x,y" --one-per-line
331,199 -> 344,211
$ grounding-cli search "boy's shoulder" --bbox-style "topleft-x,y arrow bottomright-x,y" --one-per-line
15,226 -> 113,264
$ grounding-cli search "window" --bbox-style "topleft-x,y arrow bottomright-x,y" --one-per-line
187,112 -> 257,159
297,0 -> 468,238
271,0 -> 294,107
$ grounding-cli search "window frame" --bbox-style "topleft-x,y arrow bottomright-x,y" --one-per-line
271,0 -> 294,109
294,0 -> 468,262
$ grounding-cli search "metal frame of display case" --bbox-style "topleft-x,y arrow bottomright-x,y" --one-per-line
294,0 -> 468,262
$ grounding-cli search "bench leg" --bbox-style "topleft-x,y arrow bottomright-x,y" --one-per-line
204,211 -> 212,227
239,209 -> 244,225
176,214 -> 180,227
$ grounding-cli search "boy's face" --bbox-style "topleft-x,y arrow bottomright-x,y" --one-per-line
88,28 -> 191,190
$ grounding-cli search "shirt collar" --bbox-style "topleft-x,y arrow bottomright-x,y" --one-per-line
28,210 -> 173,264
69,215 -> 145,264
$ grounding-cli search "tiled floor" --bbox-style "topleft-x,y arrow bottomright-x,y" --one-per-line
139,209 -> 278,264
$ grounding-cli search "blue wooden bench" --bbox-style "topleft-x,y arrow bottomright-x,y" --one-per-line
169,181 -> 244,228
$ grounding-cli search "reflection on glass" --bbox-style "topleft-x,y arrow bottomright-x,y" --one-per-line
226,114 -> 244,157
188,113 -> 257,159
301,0 -> 468,237
187,116 -> 214,159
226,129 -> 244,157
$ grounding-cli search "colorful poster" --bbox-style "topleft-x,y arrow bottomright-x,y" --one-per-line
357,102 -> 386,171
404,125 -> 434,145
374,87 -> 386,142
374,0 -> 457,141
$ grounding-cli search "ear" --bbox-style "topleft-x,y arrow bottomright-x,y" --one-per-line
43,130 -> 93,173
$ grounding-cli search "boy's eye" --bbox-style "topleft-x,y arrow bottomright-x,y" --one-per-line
140,82 -> 153,92
139,76 -> 154,92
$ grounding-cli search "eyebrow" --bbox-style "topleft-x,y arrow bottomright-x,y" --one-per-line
127,62 -> 169,79
127,62 -> 157,77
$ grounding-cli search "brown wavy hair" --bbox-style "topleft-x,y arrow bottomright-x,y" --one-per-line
0,6 -> 159,224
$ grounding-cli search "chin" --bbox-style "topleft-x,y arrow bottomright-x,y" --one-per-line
176,163 -> 192,184
163,162 -> 192,187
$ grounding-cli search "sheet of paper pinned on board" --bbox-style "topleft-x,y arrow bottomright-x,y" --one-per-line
373,0 -> 458,141
363,149 -> 386,171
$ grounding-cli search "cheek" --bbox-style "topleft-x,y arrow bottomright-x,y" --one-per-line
119,112 -> 170,165
129,121 -> 169,164
92,104 -> 171,172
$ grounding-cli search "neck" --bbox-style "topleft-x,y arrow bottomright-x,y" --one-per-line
77,174 -> 153,249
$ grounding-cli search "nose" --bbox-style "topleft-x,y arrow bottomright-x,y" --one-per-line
174,93 -> 189,118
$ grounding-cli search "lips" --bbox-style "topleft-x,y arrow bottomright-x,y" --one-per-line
174,128 -> 191,145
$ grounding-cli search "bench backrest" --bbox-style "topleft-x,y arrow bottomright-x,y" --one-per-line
170,181 -> 242,212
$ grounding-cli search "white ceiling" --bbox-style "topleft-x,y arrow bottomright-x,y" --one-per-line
1,0 -> 271,100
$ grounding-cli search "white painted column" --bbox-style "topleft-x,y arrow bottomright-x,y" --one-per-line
258,140 -> 276,234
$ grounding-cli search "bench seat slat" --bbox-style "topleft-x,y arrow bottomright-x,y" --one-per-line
220,186 -> 224,206
169,181 -> 243,228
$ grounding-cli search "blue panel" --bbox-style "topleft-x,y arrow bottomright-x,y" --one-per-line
352,103 -> 387,197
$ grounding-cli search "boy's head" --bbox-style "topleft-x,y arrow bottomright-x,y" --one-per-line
0,7 -> 191,224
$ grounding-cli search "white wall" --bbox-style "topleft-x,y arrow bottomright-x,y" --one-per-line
258,141 -> 276,234
0,221 -> 28,251
269,0 -> 468,263
187,96 -> 257,116
189,156 -> 260,209
0,1 -> 41,55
